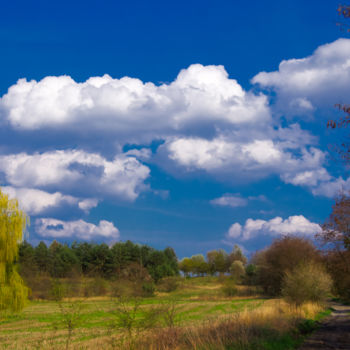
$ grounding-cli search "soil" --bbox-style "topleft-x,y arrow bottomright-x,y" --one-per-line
298,302 -> 350,350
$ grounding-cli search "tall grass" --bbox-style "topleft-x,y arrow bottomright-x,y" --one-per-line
126,300 -> 324,350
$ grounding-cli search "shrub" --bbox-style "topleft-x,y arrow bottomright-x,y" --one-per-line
50,279 -> 66,301
282,263 -> 333,307
142,282 -> 156,297
157,277 -> 179,292
222,279 -> 238,297
254,236 -> 320,295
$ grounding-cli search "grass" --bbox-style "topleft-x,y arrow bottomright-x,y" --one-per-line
0,277 -> 329,349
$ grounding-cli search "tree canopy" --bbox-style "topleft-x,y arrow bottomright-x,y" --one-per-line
0,189 -> 29,312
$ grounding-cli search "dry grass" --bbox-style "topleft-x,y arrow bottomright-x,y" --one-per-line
0,277 -> 326,349
130,300 -> 324,350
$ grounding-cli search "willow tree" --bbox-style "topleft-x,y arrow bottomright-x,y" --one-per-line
0,189 -> 29,312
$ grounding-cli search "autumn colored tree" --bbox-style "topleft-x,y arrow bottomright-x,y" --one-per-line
320,193 -> 350,250
254,236 -> 320,295
318,194 -> 350,299
0,189 -> 29,312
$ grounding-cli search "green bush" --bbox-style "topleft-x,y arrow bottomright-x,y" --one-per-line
142,282 -> 156,297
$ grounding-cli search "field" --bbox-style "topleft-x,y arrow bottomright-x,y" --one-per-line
0,277 -> 327,350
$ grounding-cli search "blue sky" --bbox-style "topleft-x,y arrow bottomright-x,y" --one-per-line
0,0 -> 348,257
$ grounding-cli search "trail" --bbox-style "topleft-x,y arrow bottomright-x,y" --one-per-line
298,302 -> 350,350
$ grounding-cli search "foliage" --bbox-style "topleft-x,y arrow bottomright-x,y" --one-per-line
157,276 -> 179,292
253,236 -> 320,296
142,282 -> 156,297
18,240 -> 179,284
221,278 -> 238,296
318,193 -> 350,300
0,189 -> 29,313
229,260 -> 245,282
282,263 -> 333,307
228,244 -> 247,266
207,249 -> 228,275
320,194 -> 350,250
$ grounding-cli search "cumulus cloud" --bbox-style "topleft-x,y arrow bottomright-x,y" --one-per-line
35,218 -> 120,240
1,186 -> 77,215
161,134 -> 329,188
78,198 -> 99,213
252,38 -> 350,113
0,64 -> 270,139
0,149 -> 150,201
227,215 -> 321,241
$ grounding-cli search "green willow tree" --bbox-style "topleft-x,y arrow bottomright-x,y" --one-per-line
0,189 -> 29,312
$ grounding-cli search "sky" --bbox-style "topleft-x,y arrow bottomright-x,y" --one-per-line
0,0 -> 349,257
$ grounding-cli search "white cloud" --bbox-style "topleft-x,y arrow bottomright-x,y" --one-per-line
165,137 -> 283,172
227,215 -> 321,241
210,193 -> 267,208
78,198 -> 99,213
163,135 -> 329,188
210,194 -> 248,208
0,149 -> 150,201
252,38 -> 350,113
0,64 -> 270,139
35,218 -> 120,240
1,186 -> 77,215
311,176 -> 350,197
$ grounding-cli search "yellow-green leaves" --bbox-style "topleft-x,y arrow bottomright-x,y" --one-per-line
0,189 -> 29,312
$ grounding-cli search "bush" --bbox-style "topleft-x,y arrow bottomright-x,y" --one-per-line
157,277 -> 179,292
142,282 -> 156,297
254,236 -> 320,295
222,279 -> 238,297
282,263 -> 333,307
50,279 -> 66,301
84,277 -> 109,297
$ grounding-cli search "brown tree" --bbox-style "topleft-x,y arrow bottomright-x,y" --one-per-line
254,236 -> 320,295
318,194 -> 350,299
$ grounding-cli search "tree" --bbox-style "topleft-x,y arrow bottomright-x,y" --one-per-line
228,245 -> 247,266
229,260 -> 245,283
319,193 -> 350,250
254,236 -> 320,295
0,189 -> 29,312
318,193 -> 350,300
206,249 -> 228,275
34,241 -> 50,273
178,258 -> 192,277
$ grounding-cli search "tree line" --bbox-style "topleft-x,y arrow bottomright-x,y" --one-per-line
18,239 -> 179,282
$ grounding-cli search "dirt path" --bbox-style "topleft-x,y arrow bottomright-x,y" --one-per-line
298,302 -> 350,350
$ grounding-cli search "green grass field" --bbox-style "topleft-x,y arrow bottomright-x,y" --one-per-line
0,277 -> 325,349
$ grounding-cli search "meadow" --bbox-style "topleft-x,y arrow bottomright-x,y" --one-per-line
0,277 -> 329,350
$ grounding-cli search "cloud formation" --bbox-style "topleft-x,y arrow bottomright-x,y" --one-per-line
210,194 -> 248,207
0,150 -> 150,201
252,38 -> 350,114
227,215 -> 321,241
35,218 -> 120,240
2,186 -> 77,215
0,64 -> 269,139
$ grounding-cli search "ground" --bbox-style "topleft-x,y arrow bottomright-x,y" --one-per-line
299,301 -> 350,350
